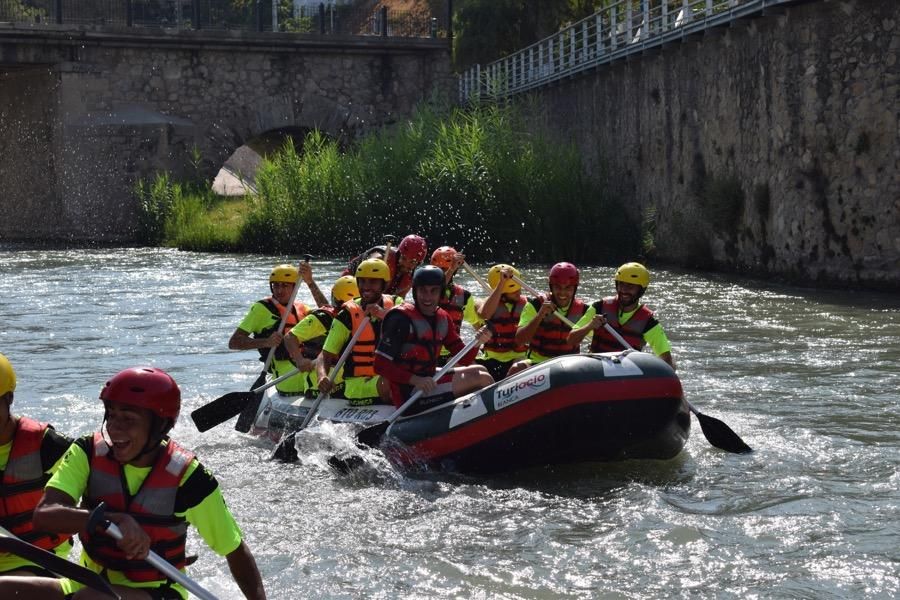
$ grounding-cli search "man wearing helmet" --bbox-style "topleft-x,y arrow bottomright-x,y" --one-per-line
228,262 -> 328,396
384,234 -> 428,298
510,262 -> 588,374
430,246 -> 483,365
374,265 -> 493,411
0,367 -> 266,599
568,262 -> 674,368
474,264 -> 528,380
283,275 -> 360,396
317,259 -> 401,405
0,353 -> 74,577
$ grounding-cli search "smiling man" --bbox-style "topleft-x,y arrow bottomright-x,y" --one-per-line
0,367 -> 267,600
375,265 -> 494,412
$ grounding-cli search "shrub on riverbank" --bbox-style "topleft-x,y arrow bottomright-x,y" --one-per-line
246,103 -> 637,263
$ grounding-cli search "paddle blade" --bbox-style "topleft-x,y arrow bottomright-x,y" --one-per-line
695,411 -> 753,454
272,432 -> 299,463
356,421 -> 389,448
0,530 -> 119,598
190,392 -> 255,432
234,393 -> 263,433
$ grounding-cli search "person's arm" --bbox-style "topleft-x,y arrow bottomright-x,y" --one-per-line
317,313 -> 351,393
298,262 -> 328,308
515,299 -> 554,346
229,304 -> 281,351
476,268 -> 514,320
226,541 -> 267,600
374,312 -> 415,386
444,324 -> 490,366
566,305 -> 600,346
643,322 -> 675,370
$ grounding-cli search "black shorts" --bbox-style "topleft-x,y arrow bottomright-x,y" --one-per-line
475,357 -> 513,381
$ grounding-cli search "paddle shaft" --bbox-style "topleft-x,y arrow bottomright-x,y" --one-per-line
512,276 -> 577,328
298,317 -> 369,430
381,335 -> 482,426
103,521 -> 219,600
461,262 -> 491,291
261,255 -> 311,374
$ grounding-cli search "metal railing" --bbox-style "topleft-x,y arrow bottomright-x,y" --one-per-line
0,0 -> 450,36
459,0 -> 803,102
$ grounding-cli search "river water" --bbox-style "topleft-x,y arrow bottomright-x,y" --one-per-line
1,246 -> 897,599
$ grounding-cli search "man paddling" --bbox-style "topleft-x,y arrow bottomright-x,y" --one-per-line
430,246 -> 483,366
317,259 -> 400,406
568,262 -> 675,369
509,262 -> 587,375
228,263 -> 327,396
0,353 -> 74,578
374,265 -> 493,412
283,275 -> 360,397
0,366 -> 266,599
474,264 -> 528,380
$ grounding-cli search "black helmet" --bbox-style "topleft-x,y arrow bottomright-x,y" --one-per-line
412,265 -> 445,306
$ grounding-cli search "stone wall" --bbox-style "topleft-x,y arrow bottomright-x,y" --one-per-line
0,30 -> 452,242
529,0 -> 899,290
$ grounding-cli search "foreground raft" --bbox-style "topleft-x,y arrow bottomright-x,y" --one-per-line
252,351 -> 691,474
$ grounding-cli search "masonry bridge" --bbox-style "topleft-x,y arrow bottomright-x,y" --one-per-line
459,0 -> 899,289
0,5 -> 452,242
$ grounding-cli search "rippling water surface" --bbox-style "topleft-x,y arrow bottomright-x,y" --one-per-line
1,247 -> 897,599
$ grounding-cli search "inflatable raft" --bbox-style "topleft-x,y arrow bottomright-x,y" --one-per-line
252,351 -> 691,474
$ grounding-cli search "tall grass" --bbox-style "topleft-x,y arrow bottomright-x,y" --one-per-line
248,103 -> 638,263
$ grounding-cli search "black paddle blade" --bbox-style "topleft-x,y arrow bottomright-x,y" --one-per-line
234,393 -> 263,433
328,454 -> 365,474
0,533 -> 119,598
190,392 -> 255,432
272,433 -> 299,463
695,412 -> 753,454
356,422 -> 389,448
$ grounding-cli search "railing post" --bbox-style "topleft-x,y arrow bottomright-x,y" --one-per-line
706,0 -> 713,17
475,63 -> 481,101
596,12 -> 603,55
642,0 -> 649,40
447,0 -> 454,43
547,36 -> 554,74
430,17 -> 437,38
126,0 -> 133,27
380,6 -> 388,36
626,1 -> 632,43
319,3 -> 326,33
192,0 -> 199,30
256,0 -> 264,32
610,5 -> 617,50
55,0 -> 62,24
662,0 -> 668,30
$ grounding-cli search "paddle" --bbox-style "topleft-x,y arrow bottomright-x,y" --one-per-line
594,304 -> 752,454
271,318 -> 369,461
356,335 -> 483,448
234,253 -> 314,433
461,262 -> 491,291
0,525 -> 119,598
512,275 -> 578,327
191,366 -> 304,432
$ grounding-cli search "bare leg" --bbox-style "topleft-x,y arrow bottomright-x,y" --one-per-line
506,359 -> 532,376
451,365 -> 494,396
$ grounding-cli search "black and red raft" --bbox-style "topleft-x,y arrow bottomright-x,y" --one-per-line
253,351 -> 691,474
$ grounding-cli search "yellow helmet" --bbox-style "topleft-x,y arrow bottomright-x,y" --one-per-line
270,264 -> 299,284
331,275 -> 359,304
614,262 -> 650,288
487,264 -> 521,294
0,353 -> 16,396
355,258 -> 391,282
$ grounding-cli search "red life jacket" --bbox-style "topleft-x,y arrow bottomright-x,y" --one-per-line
256,297 -> 309,362
589,297 -> 652,353
343,296 -> 396,378
528,296 -> 587,358
484,296 -> 527,354
438,283 -> 470,334
385,251 -> 413,298
392,303 -> 451,378
82,433 -> 194,583
298,307 -> 336,360
0,417 -> 70,552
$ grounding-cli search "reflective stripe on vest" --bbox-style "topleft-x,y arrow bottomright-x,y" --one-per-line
484,297 -> 527,354
589,297 -> 651,353
343,295 -> 395,378
528,296 -> 587,358
0,417 -> 70,551
82,433 -> 194,583
439,283 -> 469,333
393,303 -> 450,377
255,298 -> 309,362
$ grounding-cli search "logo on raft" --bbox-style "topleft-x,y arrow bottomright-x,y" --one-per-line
494,368 -> 551,410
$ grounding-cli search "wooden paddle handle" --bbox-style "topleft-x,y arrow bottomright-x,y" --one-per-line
461,262 -> 491,291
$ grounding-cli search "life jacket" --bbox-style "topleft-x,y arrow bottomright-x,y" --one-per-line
528,296 -> 587,358
343,295 -> 395,378
483,296 -> 527,354
392,303 -> 451,378
298,307 -> 336,360
385,251 -> 413,298
254,297 -> 309,362
81,433 -> 194,583
589,297 -> 652,353
0,417 -> 70,552
439,283 -> 470,334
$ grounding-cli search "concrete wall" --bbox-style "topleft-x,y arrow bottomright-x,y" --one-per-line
0,29 -> 452,242
528,0 -> 899,290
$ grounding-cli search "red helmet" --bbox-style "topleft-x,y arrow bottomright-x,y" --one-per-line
100,367 -> 181,421
549,262 -> 580,287
398,235 -> 427,262
430,246 -> 457,271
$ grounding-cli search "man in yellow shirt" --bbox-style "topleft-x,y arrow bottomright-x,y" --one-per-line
0,353 -> 73,577
0,366 -> 267,599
